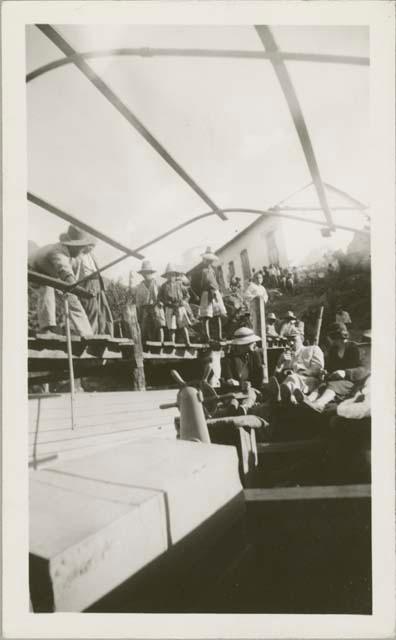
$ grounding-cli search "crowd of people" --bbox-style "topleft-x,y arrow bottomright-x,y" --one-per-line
28,227 -> 354,355
206,318 -> 371,454
28,225 -> 370,473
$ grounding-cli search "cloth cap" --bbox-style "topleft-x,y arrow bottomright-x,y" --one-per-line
231,327 -> 261,346
138,259 -> 156,274
59,225 -> 97,247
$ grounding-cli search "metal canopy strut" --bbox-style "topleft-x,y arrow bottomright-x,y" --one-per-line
26,48 -> 369,83
323,182 -> 369,211
37,25 -> 227,222
255,26 -> 335,231
66,206 -> 370,288
28,192 -> 144,259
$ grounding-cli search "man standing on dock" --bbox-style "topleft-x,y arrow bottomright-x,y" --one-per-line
28,225 -> 94,336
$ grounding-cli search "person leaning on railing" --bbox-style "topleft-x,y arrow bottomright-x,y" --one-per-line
28,225 -> 94,336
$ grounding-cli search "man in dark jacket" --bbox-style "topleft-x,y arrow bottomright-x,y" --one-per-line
221,327 -> 264,415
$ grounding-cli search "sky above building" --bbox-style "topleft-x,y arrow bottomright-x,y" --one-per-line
26,24 -> 369,281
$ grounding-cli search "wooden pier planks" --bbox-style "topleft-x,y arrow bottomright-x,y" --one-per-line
29,389 -> 179,465
29,439 -> 244,612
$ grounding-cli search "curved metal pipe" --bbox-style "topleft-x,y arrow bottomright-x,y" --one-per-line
56,204 -> 368,288
26,48 -> 369,83
138,207 -> 369,255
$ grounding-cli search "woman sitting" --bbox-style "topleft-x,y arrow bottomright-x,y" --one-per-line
300,324 -> 369,412
269,327 -> 324,405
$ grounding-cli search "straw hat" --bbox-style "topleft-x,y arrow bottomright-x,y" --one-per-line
231,327 -> 261,346
201,246 -> 218,262
362,329 -> 371,340
162,263 -> 181,278
285,310 -> 296,320
138,259 -> 156,274
267,312 -> 277,321
59,225 -> 96,247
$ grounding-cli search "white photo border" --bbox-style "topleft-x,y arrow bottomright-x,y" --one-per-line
2,1 -> 395,638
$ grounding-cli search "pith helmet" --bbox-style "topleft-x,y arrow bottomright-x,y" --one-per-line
138,259 -> 156,274
231,327 -> 261,346
161,263 -> 181,278
201,246 -> 218,262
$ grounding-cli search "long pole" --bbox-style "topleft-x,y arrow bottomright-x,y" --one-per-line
314,306 -> 324,346
63,297 -> 76,430
253,296 -> 269,383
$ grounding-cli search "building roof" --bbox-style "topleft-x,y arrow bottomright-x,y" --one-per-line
214,212 -> 277,255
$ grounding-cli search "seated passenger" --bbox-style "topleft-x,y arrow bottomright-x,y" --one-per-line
266,312 -> 279,338
279,310 -> 304,339
336,374 -> 370,421
220,327 -> 263,414
299,323 -> 368,412
269,327 -> 324,405
222,327 -> 263,390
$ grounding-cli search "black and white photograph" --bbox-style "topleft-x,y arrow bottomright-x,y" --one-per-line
2,2 -> 395,637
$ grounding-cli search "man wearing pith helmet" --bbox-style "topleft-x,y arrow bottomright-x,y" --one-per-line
222,327 -> 264,391
198,247 -> 227,342
135,259 -> 165,343
28,224 -> 94,335
220,326 -> 264,414
266,312 -> 279,338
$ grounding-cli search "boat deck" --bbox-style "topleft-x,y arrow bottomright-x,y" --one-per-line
29,389 -> 179,468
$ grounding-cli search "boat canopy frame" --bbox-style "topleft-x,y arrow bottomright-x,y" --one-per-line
28,24 -> 370,292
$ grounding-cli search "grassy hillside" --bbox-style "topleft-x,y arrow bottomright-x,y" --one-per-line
266,265 -> 371,345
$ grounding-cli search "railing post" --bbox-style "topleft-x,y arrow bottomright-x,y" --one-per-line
253,296 -> 269,384
122,303 -> 146,391
314,305 -> 324,345
63,296 -> 76,430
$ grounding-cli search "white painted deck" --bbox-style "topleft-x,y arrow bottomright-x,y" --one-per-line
29,390 -> 179,466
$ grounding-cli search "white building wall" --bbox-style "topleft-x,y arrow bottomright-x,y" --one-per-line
217,216 -> 288,285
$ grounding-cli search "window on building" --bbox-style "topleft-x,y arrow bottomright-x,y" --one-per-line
216,265 -> 226,292
266,231 -> 280,266
240,249 -> 251,282
228,260 -> 235,283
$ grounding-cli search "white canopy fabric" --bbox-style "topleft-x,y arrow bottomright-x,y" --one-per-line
26,24 -> 369,280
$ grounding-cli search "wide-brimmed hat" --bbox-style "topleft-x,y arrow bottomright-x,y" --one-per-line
201,246 -> 218,262
267,312 -> 277,321
138,259 -> 156,274
285,310 -> 296,320
59,225 -> 96,247
328,321 -> 348,338
162,262 -> 182,278
231,327 -> 261,346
